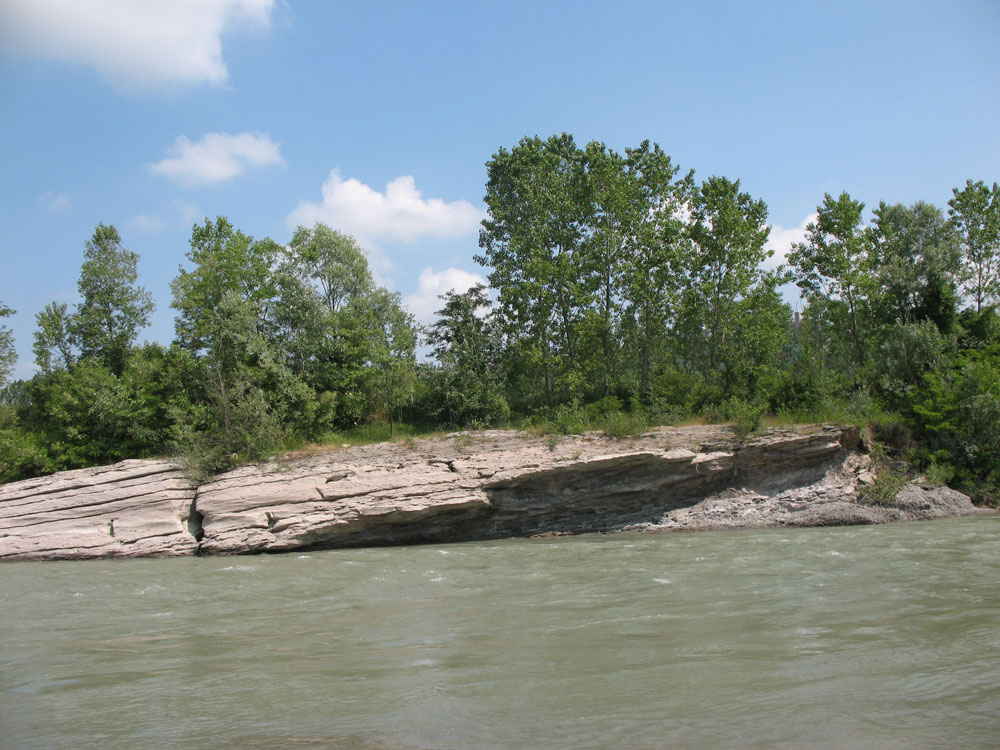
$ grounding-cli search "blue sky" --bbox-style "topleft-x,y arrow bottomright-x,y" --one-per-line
1,0 -> 998,378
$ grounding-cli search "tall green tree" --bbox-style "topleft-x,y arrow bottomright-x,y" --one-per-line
277,224 -> 418,430
358,288 -> 417,430
427,284 -> 509,427
71,223 -> 154,375
171,217 -> 280,354
788,192 -> 873,370
32,301 -> 75,373
722,277 -> 793,399
169,218 -> 288,470
578,141 -> 689,400
278,223 -> 376,394
0,301 -> 15,389
477,133 -> 588,406
579,142 -> 634,397
948,179 -> 1000,312
678,176 -> 774,381
478,134 -> 694,408
620,142 -> 692,401
269,262 -> 333,380
869,201 -> 960,330
288,224 -> 373,313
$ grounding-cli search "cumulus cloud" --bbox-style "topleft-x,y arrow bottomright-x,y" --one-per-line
0,0 -> 275,90
149,132 -> 284,186
127,214 -> 166,232
764,213 -> 816,271
287,169 -> 485,245
403,267 -> 489,324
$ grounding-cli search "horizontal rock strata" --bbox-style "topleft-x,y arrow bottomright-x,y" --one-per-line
0,425 -> 988,561
0,460 -> 198,561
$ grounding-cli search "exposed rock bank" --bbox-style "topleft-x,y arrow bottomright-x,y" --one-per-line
0,425 -> 988,561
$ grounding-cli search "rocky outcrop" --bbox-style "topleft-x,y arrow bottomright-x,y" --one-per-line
0,460 -> 198,561
627,453 -> 986,533
0,425 -> 988,561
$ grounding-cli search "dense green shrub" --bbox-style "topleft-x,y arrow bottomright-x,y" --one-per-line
911,345 -> 1000,500
859,468 -> 907,506
598,410 -> 648,438
0,420 -> 52,483
726,398 -> 765,439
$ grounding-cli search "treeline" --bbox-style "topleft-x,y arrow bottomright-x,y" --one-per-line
1,134 -> 999,502
1,220 -> 417,481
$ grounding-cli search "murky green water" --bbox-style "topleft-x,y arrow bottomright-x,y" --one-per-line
2,516 -> 999,749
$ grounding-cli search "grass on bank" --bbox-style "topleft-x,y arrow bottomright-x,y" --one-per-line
279,394 -> 884,460
515,393 -> 874,441
332,396 -> 869,448
282,422 -> 432,456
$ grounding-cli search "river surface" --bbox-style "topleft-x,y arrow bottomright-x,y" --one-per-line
2,516 -> 999,749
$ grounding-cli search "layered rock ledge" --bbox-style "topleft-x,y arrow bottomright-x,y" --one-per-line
0,425 -> 988,561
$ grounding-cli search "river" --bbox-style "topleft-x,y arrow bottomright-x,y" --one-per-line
2,516 -> 998,749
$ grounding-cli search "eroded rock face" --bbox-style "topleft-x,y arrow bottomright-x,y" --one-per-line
0,425 -> 987,561
627,452 -> 985,533
0,460 -> 198,561
195,458 -> 491,555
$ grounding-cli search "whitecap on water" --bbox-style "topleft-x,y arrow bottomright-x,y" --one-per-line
410,658 -> 440,668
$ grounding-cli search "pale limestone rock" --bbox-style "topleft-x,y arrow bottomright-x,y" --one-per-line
0,459 -> 197,561
196,459 -> 490,555
0,424 -> 988,561
631,451 -> 986,532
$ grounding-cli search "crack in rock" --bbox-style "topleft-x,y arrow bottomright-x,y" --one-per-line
186,498 -> 204,543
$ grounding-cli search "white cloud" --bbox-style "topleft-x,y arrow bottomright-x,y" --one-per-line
40,192 -> 70,212
0,0 -> 275,90
764,213 -> 816,271
173,199 -> 202,228
149,132 -> 284,186
287,169 -> 485,245
403,267 -> 488,324
127,213 -> 166,232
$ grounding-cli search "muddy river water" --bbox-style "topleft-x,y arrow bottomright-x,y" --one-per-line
2,516 -> 998,748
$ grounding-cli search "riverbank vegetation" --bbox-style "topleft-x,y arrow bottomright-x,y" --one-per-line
1,134 -> 998,502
